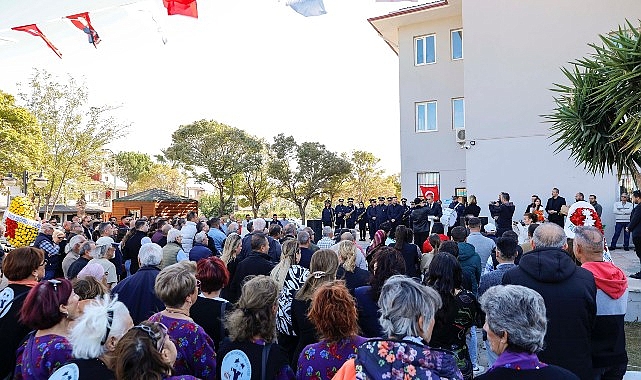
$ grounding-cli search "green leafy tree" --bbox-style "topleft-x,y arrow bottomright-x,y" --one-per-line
0,90 -> 44,177
546,21 -> 641,186
18,69 -> 127,219
113,151 -> 153,192
164,119 -> 263,216
238,151 -> 274,218
199,193 -> 234,218
268,134 -> 352,224
129,163 -> 186,195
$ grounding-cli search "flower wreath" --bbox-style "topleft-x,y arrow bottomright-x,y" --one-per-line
569,207 -> 603,233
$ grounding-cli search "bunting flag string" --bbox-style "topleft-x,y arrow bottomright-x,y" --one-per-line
66,12 -> 101,48
286,0 -> 327,17
11,24 -> 62,58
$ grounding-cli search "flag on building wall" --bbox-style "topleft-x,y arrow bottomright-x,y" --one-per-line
11,24 -> 62,58
163,0 -> 198,18
420,185 -> 439,201
66,12 -> 101,47
286,0 -> 327,17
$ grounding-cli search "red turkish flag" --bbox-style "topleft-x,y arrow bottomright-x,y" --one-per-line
11,24 -> 62,58
419,185 -> 440,201
163,0 -> 198,18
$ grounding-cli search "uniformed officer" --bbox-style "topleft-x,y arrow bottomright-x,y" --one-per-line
345,198 -> 357,229
335,198 -> 347,229
321,199 -> 334,227
355,201 -> 367,241
400,197 -> 412,227
387,196 -> 404,237
366,198 -> 378,240
376,196 -> 389,229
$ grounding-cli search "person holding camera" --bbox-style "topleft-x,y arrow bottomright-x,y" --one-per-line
489,193 -> 515,238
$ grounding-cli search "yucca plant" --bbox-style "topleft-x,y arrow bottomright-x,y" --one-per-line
546,20 -> 641,187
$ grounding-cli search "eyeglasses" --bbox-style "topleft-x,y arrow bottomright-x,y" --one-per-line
101,309 -> 114,345
196,279 -> 201,291
39,259 -> 48,267
48,279 -> 61,292
133,322 -> 168,352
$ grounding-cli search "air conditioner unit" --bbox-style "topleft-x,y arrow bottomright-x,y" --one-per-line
455,128 -> 466,143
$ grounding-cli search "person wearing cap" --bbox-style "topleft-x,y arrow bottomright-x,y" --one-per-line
321,200 -> 335,227
90,236 -> 118,289
33,223 -> 64,280
345,198 -> 358,229
400,197 -> 411,226
366,199 -> 378,240
335,198 -> 347,229
376,197 -> 389,230
387,196 -> 404,237
355,201 -> 367,241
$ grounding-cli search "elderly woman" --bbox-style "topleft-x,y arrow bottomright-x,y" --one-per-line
113,321 -> 189,380
89,236 -> 118,288
354,246 -> 406,338
191,256 -> 232,351
270,239 -> 309,361
49,295 -> 133,379
336,240 -> 370,293
0,247 -> 45,379
296,281 -> 366,379
14,278 -> 80,379
161,228 -> 187,269
62,234 -> 87,278
219,275 -> 295,379
148,261 -> 217,379
292,249 -> 339,367
477,285 -> 579,380
334,275 -> 462,379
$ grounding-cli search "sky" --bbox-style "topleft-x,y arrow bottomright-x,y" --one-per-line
0,0 -> 418,174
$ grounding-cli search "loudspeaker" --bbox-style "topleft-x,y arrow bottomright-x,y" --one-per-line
306,219 -> 323,243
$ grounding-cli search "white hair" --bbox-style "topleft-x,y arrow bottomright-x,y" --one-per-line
65,235 -> 86,255
227,222 -> 239,235
167,228 -> 182,243
194,231 -> 207,244
252,218 -> 266,233
91,244 -> 110,259
139,243 -> 163,266
69,295 -> 131,359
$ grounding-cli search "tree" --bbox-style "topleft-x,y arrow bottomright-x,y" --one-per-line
268,134 -> 352,224
164,119 -> 263,216
113,151 -> 153,192
238,154 -> 274,218
198,193 -> 234,218
546,21 -> 641,186
0,90 -> 44,177
129,163 -> 186,195
18,69 -> 127,219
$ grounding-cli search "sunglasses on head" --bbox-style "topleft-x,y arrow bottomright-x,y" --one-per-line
133,322 -> 168,352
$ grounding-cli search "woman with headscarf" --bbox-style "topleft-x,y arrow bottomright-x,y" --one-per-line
365,229 -> 386,265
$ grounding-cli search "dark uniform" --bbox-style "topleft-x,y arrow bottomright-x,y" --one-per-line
376,197 -> 390,231
345,198 -> 357,229
400,198 -> 412,227
321,201 -> 334,227
387,196 -> 404,238
366,199 -> 378,240
335,199 -> 347,229
356,202 -> 367,241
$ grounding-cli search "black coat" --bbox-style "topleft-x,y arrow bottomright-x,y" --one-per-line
227,251 -> 275,304
545,196 -> 567,226
502,247 -> 596,380
122,230 -> 147,274
628,203 -> 641,237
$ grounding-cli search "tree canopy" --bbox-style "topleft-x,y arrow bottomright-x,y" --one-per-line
113,151 -> 153,191
546,21 -> 641,185
0,90 -> 43,178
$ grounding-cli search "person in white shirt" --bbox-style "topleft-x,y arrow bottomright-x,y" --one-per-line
610,193 -> 633,251
512,212 -> 536,244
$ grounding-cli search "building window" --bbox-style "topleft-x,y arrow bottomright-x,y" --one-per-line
451,29 -> 463,60
452,98 -> 464,129
416,101 -> 437,132
415,34 -> 436,65
417,172 -> 440,198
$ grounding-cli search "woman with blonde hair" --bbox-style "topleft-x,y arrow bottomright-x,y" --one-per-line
336,240 -> 370,293
271,240 -> 309,361
464,195 -> 481,217
219,275 -> 295,379
291,249 -> 339,367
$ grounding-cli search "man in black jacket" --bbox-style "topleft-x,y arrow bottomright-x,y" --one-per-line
121,219 -> 149,275
503,222 -> 596,380
489,192 -> 516,237
545,187 -> 567,227
626,190 -> 641,279
410,197 -> 430,248
228,233 -> 275,304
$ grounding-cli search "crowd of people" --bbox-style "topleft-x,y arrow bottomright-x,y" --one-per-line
0,186 -> 635,379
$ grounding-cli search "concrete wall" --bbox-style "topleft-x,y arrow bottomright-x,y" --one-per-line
398,15 -> 465,200
461,0 -> 641,238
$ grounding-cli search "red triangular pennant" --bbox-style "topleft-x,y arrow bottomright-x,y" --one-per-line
11,24 -> 62,58
66,12 -> 101,48
163,0 -> 198,18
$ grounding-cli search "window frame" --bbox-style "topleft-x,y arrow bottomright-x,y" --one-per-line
414,34 -> 436,66
452,97 -> 465,129
417,172 -> 440,198
451,29 -> 463,60
415,101 -> 438,133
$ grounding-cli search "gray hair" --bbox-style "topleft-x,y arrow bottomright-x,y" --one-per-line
297,231 -> 310,245
98,222 -> 112,236
252,218 -> 266,233
479,285 -> 547,353
283,223 -> 297,236
322,226 -> 333,237
574,226 -> 604,254
139,243 -> 163,266
194,231 -> 207,244
167,228 -> 182,243
79,241 -> 95,257
227,222 -> 239,235
65,234 -> 87,255
91,244 -> 110,259
340,231 -> 355,242
532,222 -> 566,249
69,295 -> 131,359
378,275 -> 442,338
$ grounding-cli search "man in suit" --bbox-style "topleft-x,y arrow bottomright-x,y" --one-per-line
626,190 -> 641,279
424,193 -> 443,230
